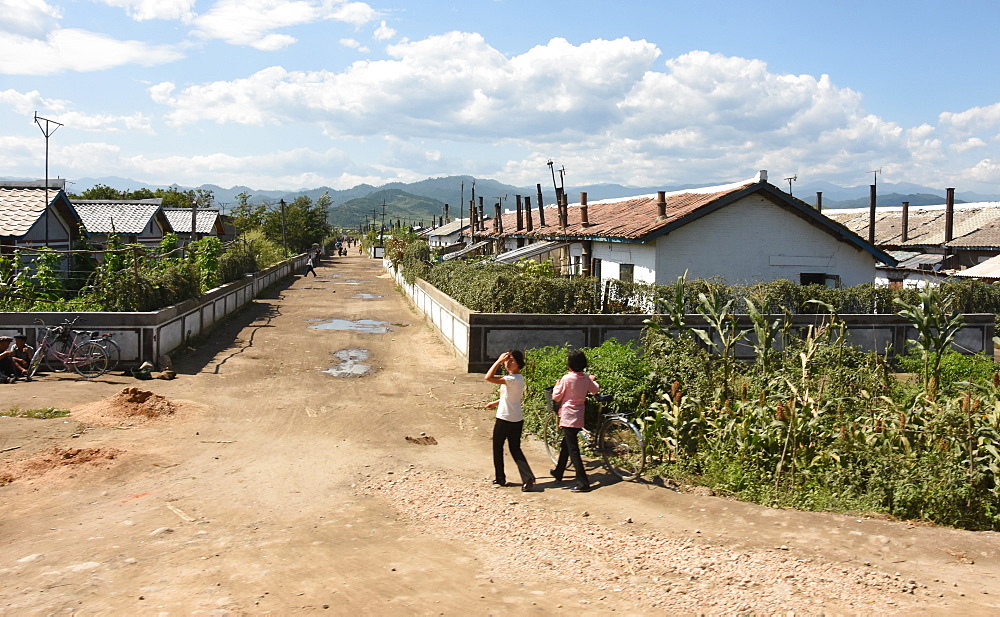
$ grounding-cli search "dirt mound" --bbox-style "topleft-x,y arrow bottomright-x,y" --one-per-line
0,447 -> 124,485
72,387 -> 179,427
405,434 -> 438,445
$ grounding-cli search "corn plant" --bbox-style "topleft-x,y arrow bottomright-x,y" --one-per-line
895,287 -> 965,394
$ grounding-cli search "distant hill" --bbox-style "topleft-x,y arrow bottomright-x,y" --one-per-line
334,189 -> 446,229
52,175 -> 1000,229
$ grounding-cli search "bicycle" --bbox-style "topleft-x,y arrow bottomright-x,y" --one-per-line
541,389 -> 646,481
28,318 -> 110,379
81,331 -> 121,371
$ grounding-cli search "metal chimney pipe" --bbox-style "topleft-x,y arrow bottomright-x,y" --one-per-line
494,202 -> 502,234
868,184 -> 877,244
525,196 -> 534,232
561,193 -> 569,229
945,188 -> 955,242
444,203 -> 450,224
536,184 -> 546,226
580,192 -> 589,226
478,196 -> 485,231
657,191 -> 667,219
515,195 -> 523,231
469,199 -> 477,242
816,192 -> 822,213
901,201 -> 909,243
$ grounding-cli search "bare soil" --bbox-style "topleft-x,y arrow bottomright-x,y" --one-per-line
1,255 -> 999,615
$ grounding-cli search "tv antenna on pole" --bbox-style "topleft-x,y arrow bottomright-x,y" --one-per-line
867,167 -> 882,193
784,175 -> 797,196
34,111 -> 63,246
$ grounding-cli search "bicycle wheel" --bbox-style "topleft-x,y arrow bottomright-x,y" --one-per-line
70,342 -> 109,378
599,417 -> 645,481
44,339 -> 71,373
28,344 -> 46,378
94,338 -> 121,371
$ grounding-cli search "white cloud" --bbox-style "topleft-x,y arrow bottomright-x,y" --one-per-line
373,19 -> 395,41
95,0 -> 196,21
0,89 -> 154,134
0,0 -> 60,38
339,38 -> 369,52
191,0 -> 378,50
0,28 -> 182,75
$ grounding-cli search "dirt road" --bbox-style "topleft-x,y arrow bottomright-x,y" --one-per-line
1,254 -> 999,615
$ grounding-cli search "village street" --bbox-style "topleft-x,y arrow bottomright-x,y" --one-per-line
1,254 -> 999,615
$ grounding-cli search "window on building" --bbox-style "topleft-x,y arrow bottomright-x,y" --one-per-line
592,258 -> 602,279
573,255 -> 582,276
620,263 -> 634,283
799,273 -> 841,288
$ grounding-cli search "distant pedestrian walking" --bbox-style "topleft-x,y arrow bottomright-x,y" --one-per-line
304,254 -> 317,277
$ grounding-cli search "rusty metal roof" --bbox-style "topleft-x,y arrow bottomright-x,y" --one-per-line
483,175 -> 895,265
71,200 -> 165,234
954,253 -> 1000,279
489,180 -> 756,241
823,202 -> 1000,250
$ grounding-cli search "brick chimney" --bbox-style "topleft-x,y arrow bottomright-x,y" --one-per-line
516,195 -> 523,231
657,191 -> 667,220
580,192 -> 590,226
536,184 -> 546,226
494,202 -> 502,234
525,196 -> 533,232
444,203 -> 450,224
945,188 -> 955,243
901,201 -> 909,243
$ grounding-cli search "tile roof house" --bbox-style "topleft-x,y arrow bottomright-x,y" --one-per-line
70,199 -> 172,247
484,171 -> 895,287
162,208 -> 226,241
0,180 -> 82,253
823,199 -> 1000,272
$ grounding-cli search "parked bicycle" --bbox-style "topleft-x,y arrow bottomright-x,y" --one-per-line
542,390 -> 646,481
28,318 -> 110,379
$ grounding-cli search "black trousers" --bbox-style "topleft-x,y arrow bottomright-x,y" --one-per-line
492,418 -> 535,485
553,427 -> 590,488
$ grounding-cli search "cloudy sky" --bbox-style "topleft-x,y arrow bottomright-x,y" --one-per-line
2,0 -> 1000,194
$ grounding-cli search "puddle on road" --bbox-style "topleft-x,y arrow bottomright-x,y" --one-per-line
306,318 -> 393,333
353,293 -> 382,299
321,348 -> 371,377
335,280 -> 372,285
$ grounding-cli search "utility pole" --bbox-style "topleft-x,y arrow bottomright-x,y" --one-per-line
279,199 -> 287,256
379,200 -> 387,247
34,112 -> 63,247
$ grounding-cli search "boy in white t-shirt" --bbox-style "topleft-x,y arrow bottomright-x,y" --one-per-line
484,350 -> 537,492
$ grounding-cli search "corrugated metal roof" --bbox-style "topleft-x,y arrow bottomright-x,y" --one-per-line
824,202 -> 1000,249
71,200 -> 164,234
492,241 -> 568,264
954,254 -> 1000,279
428,218 -> 474,237
441,240 -> 489,261
163,208 -> 221,234
0,186 -> 57,237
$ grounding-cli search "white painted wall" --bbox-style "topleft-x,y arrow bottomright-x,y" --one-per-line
594,194 -> 876,286
591,241 -> 659,284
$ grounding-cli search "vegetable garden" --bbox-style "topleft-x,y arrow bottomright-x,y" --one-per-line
392,233 -> 1000,530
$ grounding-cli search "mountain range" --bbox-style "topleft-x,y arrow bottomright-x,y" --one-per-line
5,174 -> 999,230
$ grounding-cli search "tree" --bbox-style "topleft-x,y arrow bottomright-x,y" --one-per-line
231,192 -> 266,232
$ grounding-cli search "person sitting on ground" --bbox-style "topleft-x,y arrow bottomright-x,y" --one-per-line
0,336 -> 22,382
11,334 -> 32,379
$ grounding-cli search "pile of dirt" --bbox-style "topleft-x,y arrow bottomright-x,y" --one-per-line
72,387 -> 179,427
0,447 -> 124,485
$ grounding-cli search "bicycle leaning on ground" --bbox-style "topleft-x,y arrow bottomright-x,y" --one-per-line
28,318 -> 110,379
541,390 -> 646,481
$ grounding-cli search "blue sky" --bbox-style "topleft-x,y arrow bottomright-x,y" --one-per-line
2,0 -> 999,194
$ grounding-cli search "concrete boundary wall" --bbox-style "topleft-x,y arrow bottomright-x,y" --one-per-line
389,261 -> 996,373
0,254 -> 308,367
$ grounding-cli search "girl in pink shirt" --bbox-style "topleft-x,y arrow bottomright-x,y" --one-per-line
550,350 -> 600,492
